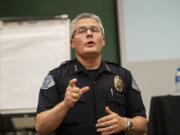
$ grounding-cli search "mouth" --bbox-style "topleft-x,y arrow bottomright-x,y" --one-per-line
85,41 -> 96,47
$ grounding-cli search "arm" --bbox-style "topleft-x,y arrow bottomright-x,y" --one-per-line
35,79 -> 90,135
35,101 -> 69,135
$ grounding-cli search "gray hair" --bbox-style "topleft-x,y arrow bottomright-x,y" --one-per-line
70,13 -> 105,39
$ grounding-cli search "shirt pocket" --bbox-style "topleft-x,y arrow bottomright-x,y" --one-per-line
106,91 -> 126,116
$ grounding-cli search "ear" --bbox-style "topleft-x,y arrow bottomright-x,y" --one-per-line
102,36 -> 105,47
71,38 -> 75,48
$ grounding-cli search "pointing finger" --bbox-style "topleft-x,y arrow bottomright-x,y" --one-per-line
69,78 -> 77,88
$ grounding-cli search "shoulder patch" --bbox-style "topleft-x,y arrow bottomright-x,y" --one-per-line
41,74 -> 55,90
131,76 -> 140,92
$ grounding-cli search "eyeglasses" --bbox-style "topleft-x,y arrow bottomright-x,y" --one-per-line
74,26 -> 102,35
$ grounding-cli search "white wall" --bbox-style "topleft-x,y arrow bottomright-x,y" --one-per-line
117,0 -> 180,116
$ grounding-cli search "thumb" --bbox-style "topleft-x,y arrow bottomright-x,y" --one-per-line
80,86 -> 90,95
105,106 -> 113,115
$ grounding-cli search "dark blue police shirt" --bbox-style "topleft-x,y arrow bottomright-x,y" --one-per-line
37,59 -> 146,135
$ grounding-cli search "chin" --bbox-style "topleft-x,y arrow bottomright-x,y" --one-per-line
84,50 -> 98,54
84,48 -> 100,53
83,52 -> 100,59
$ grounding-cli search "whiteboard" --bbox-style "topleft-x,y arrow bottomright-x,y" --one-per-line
0,18 -> 70,114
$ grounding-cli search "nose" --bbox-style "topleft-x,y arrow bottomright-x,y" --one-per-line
86,28 -> 93,38
87,28 -> 92,34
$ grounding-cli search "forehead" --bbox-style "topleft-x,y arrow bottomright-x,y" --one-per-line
75,18 -> 99,28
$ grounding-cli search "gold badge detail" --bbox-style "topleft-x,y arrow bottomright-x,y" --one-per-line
114,76 -> 123,92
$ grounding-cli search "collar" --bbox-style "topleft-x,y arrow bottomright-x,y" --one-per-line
69,59 -> 116,75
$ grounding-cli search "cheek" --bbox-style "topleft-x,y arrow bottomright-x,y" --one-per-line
97,36 -> 105,46
71,37 -> 82,48
74,36 -> 84,44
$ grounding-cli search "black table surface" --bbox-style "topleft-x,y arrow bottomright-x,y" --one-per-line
147,95 -> 180,135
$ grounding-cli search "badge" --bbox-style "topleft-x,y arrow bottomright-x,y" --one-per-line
114,76 -> 123,92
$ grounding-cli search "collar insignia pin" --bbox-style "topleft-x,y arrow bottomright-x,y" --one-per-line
74,65 -> 78,72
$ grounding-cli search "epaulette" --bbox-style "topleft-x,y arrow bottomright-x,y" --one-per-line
60,59 -> 74,66
51,59 -> 74,74
105,61 -> 128,73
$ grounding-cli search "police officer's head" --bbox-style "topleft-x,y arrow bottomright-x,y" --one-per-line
70,13 -> 105,59
70,13 -> 105,39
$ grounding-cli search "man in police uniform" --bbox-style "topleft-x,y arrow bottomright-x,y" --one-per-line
35,13 -> 147,135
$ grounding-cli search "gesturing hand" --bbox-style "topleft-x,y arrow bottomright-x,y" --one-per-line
96,106 -> 128,135
63,78 -> 90,109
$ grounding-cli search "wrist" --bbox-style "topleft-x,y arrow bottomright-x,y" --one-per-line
123,117 -> 129,132
61,101 -> 71,111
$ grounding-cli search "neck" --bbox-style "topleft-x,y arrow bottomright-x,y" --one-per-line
76,55 -> 102,70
